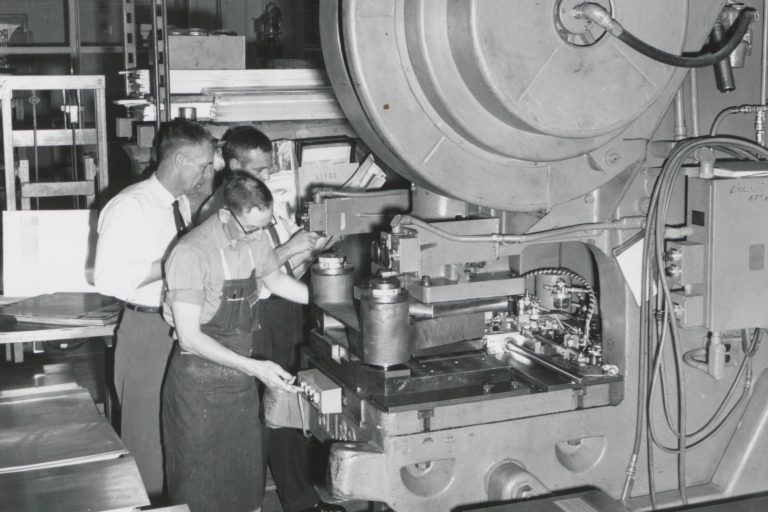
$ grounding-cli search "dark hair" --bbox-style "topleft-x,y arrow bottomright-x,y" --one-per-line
221,125 -> 272,166
156,120 -> 214,161
224,171 -> 273,215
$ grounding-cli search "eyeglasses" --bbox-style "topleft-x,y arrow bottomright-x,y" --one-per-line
228,209 -> 277,236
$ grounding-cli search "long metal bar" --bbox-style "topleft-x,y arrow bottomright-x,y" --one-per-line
21,181 -> 95,198
0,75 -> 103,89
69,0 -> 81,74
12,129 -> 97,147
762,0 -> 768,104
505,343 -> 583,384
151,1 -> 162,133
168,69 -> 330,94
95,82 -> 109,204
161,0 -> 172,121
1,81 -> 16,210
0,46 -> 122,55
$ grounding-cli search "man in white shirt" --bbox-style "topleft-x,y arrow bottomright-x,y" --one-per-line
198,126 -> 343,512
95,119 -> 215,500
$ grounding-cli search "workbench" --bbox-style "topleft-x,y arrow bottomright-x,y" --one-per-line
0,295 -> 117,363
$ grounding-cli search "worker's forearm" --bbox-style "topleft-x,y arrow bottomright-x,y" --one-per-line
273,244 -> 293,267
265,272 -> 309,304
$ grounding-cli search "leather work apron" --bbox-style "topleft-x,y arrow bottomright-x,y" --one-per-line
163,248 -> 267,512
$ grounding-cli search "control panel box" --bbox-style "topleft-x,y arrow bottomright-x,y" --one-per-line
297,368 -> 342,415
688,176 -> 768,330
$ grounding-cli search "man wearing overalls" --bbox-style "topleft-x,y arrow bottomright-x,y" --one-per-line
161,171 -> 306,511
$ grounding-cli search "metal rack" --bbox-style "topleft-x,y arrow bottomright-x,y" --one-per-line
1,75 -> 109,211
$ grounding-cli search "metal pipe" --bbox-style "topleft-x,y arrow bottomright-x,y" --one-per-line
392,215 -> 645,245
709,106 -> 741,135
690,70 -> 700,136
761,0 -> 768,105
674,88 -> 688,140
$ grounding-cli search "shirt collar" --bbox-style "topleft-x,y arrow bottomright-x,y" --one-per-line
148,173 -> 177,207
209,213 -> 242,250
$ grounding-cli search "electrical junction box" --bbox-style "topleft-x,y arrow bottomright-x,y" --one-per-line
687,175 -> 768,331
297,368 -> 342,415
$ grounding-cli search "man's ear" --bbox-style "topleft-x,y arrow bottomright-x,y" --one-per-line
174,150 -> 187,170
228,158 -> 242,171
217,208 -> 231,223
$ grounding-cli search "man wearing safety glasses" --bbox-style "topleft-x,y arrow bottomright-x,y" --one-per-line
162,172 -> 307,512
196,126 -> 342,512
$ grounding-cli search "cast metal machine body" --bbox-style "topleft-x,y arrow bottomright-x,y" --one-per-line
266,1 -> 768,510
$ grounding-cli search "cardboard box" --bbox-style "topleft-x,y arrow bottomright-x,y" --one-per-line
168,35 -> 245,70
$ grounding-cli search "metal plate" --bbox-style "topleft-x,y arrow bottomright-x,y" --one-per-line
0,456 -> 149,512
0,390 -> 126,473
0,363 -> 79,398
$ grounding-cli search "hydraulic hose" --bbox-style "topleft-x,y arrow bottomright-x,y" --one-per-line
575,4 -> 757,68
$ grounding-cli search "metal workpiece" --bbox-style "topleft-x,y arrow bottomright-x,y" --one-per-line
311,254 -> 355,304
360,277 -> 412,367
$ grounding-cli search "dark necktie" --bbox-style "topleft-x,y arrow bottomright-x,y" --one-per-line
267,224 -> 294,277
172,199 -> 187,236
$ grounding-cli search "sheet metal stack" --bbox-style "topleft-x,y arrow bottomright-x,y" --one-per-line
0,363 -> 149,512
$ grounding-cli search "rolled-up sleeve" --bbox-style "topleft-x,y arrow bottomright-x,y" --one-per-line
165,244 -> 207,306
94,196 -> 153,299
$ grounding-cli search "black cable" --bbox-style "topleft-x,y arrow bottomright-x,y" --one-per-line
521,268 -> 597,343
615,8 -> 757,68
629,136 -> 768,505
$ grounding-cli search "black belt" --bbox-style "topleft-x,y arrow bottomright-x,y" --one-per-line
124,302 -> 161,314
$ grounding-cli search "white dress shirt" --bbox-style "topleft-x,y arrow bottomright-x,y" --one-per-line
95,174 -> 190,307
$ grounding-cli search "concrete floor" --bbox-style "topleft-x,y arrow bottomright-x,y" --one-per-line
262,472 -> 373,512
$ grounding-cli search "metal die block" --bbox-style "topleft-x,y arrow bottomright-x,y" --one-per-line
304,191 -> 410,236
297,368 -> 343,414
384,231 -> 420,274
412,314 -> 485,352
408,273 -> 525,303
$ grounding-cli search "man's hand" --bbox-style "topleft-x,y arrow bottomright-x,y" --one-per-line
281,229 -> 322,260
245,359 -> 297,392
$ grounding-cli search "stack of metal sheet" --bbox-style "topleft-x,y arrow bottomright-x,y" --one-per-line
0,363 -> 149,512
